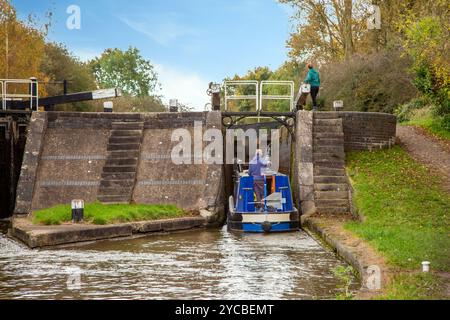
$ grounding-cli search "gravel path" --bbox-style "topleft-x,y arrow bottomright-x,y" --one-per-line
397,125 -> 450,193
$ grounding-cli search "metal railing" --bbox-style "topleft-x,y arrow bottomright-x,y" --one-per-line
224,80 -> 295,113
224,80 -> 259,112
1,78 -> 39,111
0,81 -> 3,110
259,81 -> 294,112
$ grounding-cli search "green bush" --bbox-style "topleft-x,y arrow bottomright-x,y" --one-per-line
412,62 -> 435,96
432,89 -> 450,117
395,97 -> 429,122
440,114 -> 450,132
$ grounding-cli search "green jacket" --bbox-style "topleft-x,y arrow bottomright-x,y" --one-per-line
304,68 -> 321,87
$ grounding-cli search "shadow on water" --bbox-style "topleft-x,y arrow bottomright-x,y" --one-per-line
0,227 -> 358,300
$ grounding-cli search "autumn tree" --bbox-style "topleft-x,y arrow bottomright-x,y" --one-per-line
0,0 -> 48,80
279,0 -> 371,61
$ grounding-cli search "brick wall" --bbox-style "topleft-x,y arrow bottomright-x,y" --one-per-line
335,112 -> 397,151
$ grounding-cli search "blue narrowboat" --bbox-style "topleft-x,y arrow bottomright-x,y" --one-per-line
227,170 -> 300,233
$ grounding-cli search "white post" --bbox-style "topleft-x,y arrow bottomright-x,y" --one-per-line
422,261 -> 430,273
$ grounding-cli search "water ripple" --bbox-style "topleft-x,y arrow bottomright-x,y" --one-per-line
0,228 -> 358,299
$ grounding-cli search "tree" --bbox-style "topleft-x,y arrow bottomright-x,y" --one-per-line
90,47 -> 160,97
40,42 -> 97,111
0,0 -> 48,81
87,95 -> 166,113
224,61 -> 306,113
41,42 -> 96,96
279,0 -> 370,61
401,14 -> 450,121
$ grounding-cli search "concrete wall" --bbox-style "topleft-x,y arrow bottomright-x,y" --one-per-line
133,112 -> 224,215
15,112 -> 224,223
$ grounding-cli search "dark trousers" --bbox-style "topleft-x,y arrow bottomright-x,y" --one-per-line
310,86 -> 320,110
254,179 -> 265,208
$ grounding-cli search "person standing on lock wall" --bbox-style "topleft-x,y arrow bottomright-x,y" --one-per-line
304,63 -> 321,111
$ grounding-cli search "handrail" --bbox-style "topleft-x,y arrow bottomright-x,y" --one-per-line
224,80 -> 259,112
1,78 -> 39,111
259,81 -> 294,112
0,81 -> 3,110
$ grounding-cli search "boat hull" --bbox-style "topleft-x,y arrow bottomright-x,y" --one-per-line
227,210 -> 300,233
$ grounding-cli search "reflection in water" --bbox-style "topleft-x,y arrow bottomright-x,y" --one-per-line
0,227 -> 358,299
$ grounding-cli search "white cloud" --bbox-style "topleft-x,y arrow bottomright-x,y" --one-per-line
154,63 -> 210,111
72,48 -> 102,62
119,16 -> 201,47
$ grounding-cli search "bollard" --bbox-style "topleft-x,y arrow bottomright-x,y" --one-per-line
29,77 -> 38,111
71,200 -> 84,223
422,261 -> 430,273
169,99 -> 179,112
103,101 -> 113,113
333,100 -> 344,112
208,82 -> 222,111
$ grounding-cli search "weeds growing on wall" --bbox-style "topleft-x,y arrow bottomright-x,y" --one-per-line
332,266 -> 356,300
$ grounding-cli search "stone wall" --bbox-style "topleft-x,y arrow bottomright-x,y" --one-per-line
293,111 -> 316,215
15,112 -> 224,223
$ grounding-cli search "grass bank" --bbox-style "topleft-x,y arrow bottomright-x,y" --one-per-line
405,117 -> 450,140
346,146 -> 449,299
401,107 -> 450,140
33,202 -> 186,225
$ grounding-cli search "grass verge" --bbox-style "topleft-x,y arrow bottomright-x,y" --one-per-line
402,107 -> 450,140
346,146 -> 449,299
33,202 -> 186,225
380,273 -> 447,300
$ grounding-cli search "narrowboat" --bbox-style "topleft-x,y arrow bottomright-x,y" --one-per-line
227,169 -> 300,233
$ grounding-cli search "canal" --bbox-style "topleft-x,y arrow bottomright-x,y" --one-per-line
0,228 -> 358,299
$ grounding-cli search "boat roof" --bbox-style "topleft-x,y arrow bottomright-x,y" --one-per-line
239,169 -> 287,178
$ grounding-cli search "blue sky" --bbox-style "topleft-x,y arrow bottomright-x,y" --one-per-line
12,0 -> 295,110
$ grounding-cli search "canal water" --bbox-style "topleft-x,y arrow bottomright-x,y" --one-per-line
0,228 -> 358,299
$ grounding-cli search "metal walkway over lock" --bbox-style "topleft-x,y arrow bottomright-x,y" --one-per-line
1,78 -> 121,111
222,80 -> 296,132
1,79 -> 39,111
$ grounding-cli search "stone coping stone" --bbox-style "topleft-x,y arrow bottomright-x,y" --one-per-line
11,216 -> 207,249
130,216 -> 206,233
